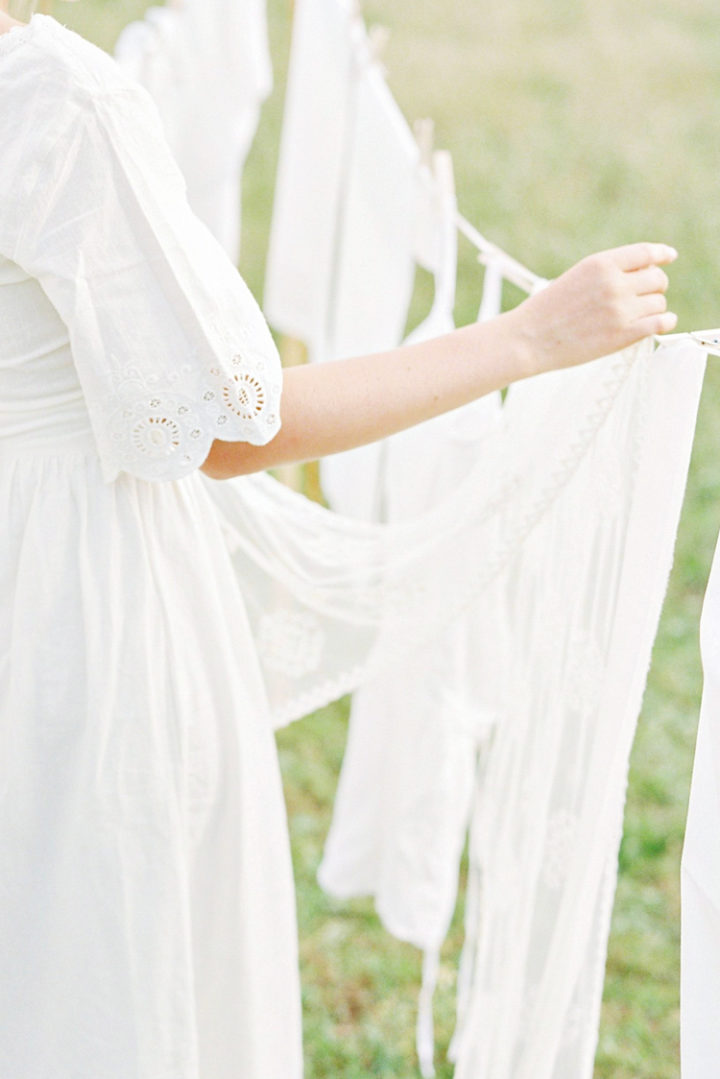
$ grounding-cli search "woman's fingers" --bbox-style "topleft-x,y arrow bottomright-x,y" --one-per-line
635,291 -> 668,317
633,310 -> 678,338
609,242 -> 678,272
627,265 -> 670,296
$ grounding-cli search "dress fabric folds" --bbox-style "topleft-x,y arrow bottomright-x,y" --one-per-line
0,17 -> 299,1079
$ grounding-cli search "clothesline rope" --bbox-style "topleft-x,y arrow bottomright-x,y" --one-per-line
456,213 -> 544,295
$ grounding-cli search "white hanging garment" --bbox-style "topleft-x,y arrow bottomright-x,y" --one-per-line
263,0 -> 359,349
115,0 -> 272,259
449,343 -> 705,1079
319,155 -> 500,956
203,337 -> 704,1079
319,157 -> 507,1079
265,0 -> 422,517
681,531 -> 720,1079
318,62 -> 422,518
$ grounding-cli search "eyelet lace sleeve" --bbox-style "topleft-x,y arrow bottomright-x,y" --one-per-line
3,29 -> 281,481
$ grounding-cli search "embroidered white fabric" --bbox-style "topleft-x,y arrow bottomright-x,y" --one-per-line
1,16 -> 281,484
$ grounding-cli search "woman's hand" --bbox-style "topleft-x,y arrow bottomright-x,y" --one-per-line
509,242 -> 678,377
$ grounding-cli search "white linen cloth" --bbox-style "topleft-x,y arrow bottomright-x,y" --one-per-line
681,532 -> 720,1078
450,344 -> 705,1079
263,0 -> 358,350
207,339 -> 704,1079
265,0 -> 421,518
319,159 -> 505,1076
318,62 -> 422,517
115,0 -> 272,259
0,17 -> 298,1079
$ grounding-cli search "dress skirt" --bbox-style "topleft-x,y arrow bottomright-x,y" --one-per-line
0,440 -> 303,1079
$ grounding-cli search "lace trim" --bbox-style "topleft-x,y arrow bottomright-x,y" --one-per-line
104,351 -> 281,481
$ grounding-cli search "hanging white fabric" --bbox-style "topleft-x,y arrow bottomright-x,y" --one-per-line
115,0 -> 272,260
318,151 -> 464,1079
265,0 -> 424,517
318,158 -> 508,1078
201,337 -> 704,1077
450,342 -> 705,1079
681,529 -> 720,1079
263,0 -> 360,351
318,59 -> 423,517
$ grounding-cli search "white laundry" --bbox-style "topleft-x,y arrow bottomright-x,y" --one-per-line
318,62 -> 422,518
319,153 -> 500,964
450,343 -> 705,1079
206,337 -> 704,1079
264,0 -> 359,350
681,530 -> 720,1079
265,0 -> 422,517
319,163 -> 509,1077
115,0 -> 272,259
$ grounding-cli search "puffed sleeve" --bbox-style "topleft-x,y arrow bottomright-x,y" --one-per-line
7,57 -> 282,482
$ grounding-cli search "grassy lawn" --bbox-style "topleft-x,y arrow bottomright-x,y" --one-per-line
65,0 -> 720,1074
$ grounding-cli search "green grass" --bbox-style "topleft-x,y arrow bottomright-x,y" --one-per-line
64,0 -> 720,1074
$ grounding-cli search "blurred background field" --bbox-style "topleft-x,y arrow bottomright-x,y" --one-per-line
61,0 -> 720,1074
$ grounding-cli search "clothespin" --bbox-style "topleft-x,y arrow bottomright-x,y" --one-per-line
655,330 -> 720,357
414,118 -> 436,170
367,23 -> 391,68
690,329 -> 720,357
432,149 -> 455,202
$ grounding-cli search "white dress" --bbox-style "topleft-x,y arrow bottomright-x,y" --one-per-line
0,16 -> 301,1079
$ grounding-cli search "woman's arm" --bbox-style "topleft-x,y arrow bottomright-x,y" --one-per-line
201,243 -> 676,480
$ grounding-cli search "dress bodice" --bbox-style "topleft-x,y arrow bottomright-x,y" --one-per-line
0,254 -> 92,451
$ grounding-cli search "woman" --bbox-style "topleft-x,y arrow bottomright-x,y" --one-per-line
0,3 -> 677,1078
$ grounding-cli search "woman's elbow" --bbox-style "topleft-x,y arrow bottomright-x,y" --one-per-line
200,440 -> 242,480
199,439 -> 272,480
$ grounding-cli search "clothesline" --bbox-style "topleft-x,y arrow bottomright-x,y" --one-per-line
455,213 -> 544,294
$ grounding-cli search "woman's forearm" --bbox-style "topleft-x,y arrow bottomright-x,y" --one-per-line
201,243 -> 678,480
202,310 -> 533,478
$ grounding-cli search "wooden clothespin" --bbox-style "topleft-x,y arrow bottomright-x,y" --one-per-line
432,149 -> 455,203
414,118 -> 435,170
367,23 -> 391,68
